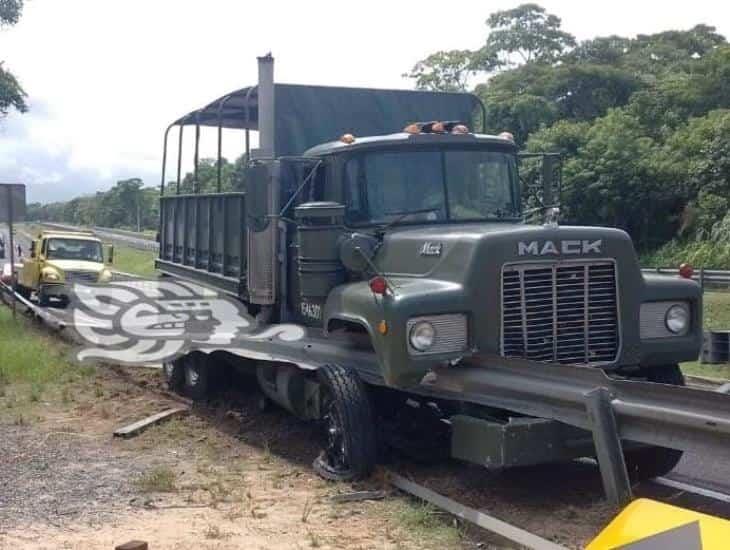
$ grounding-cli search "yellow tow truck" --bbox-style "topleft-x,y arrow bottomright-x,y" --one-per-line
15,229 -> 114,306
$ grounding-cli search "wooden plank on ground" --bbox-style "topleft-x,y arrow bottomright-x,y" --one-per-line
113,407 -> 188,439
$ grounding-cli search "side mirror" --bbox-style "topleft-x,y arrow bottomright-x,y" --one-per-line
30,240 -> 36,259
107,245 -> 114,265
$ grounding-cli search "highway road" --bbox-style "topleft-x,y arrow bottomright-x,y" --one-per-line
1,222 -> 729,509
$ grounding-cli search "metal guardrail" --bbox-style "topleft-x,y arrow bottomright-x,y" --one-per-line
422,353 -> 730,505
641,267 -> 730,288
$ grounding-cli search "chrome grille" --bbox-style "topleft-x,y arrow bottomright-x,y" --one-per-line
65,271 -> 99,283
501,261 -> 619,365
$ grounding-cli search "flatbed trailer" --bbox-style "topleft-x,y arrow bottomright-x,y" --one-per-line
153,56 -> 729,505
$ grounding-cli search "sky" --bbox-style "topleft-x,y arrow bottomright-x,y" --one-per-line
0,0 -> 728,203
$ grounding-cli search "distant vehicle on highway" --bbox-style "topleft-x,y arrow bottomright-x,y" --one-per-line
14,229 -> 114,306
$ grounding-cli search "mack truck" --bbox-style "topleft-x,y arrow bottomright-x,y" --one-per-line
156,56 -> 719,493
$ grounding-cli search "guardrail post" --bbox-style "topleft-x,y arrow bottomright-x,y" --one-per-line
699,267 -> 705,292
585,388 -> 632,507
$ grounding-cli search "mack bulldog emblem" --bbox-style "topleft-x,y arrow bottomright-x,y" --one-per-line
518,239 -> 602,256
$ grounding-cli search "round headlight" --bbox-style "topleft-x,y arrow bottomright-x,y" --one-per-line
665,304 -> 689,335
43,270 -> 60,281
409,321 -> 436,351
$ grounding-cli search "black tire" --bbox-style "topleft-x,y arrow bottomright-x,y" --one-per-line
182,353 -> 210,401
624,364 -> 685,482
312,364 -> 378,482
14,284 -> 30,300
163,358 -> 184,391
38,288 -> 50,307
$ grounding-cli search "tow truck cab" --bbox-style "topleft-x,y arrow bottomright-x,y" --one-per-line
16,230 -> 113,306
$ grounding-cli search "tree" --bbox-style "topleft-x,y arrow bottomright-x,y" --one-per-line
403,50 -> 479,92
0,0 -> 26,118
480,3 -> 575,67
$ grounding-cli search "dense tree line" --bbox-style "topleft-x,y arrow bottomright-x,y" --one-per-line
407,3 -> 730,262
27,156 -> 247,231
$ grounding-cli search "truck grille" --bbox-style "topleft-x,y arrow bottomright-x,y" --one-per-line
501,261 -> 619,365
65,271 -> 99,284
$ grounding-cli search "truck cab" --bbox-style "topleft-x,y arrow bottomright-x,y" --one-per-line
16,230 -> 113,306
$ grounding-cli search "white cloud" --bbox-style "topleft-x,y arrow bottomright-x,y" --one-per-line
0,0 -> 727,202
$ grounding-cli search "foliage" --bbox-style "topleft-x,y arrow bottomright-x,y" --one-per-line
408,4 -> 729,255
403,50 -> 478,92
481,3 -> 575,66
0,0 -> 26,118
28,154 -> 246,231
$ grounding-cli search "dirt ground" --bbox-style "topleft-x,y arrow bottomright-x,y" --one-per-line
0,366 -> 512,550
2,362 -> 728,550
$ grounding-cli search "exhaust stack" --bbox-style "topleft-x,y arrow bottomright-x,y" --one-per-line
255,53 -> 275,159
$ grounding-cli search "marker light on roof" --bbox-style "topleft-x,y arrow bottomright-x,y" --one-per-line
431,121 -> 446,133
404,123 -> 420,134
340,133 -> 355,144
499,131 -> 515,142
451,124 -> 469,134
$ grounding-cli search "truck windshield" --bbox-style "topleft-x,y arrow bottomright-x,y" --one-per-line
344,149 -> 520,225
46,239 -> 103,262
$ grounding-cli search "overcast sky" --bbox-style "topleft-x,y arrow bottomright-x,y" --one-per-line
1,0 -> 728,203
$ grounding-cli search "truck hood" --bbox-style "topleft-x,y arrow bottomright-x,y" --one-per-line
45,260 -> 105,273
374,222 -> 640,281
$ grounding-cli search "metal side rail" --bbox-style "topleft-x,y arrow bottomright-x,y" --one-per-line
0,281 -> 68,330
418,353 -> 730,505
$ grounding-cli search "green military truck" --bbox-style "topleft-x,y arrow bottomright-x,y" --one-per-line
156,56 -> 717,492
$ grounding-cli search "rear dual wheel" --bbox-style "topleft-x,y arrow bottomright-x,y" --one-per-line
163,353 -> 210,401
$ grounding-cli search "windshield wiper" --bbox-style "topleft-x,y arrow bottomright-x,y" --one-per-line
375,207 -> 441,235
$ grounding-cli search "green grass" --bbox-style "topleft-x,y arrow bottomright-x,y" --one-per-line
0,308 -> 94,411
0,308 -> 73,386
641,240 -> 730,270
112,246 -> 158,278
391,500 -> 463,548
681,290 -> 730,380
134,465 -> 178,493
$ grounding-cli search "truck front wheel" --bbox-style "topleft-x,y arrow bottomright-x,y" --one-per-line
313,364 -> 377,482
623,364 -> 685,482
163,358 -> 184,391
182,353 -> 210,401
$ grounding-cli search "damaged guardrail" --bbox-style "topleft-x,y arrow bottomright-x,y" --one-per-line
418,353 -> 730,505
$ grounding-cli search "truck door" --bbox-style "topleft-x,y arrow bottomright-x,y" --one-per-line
21,238 -> 42,289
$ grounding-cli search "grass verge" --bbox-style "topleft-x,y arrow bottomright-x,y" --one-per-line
112,245 -> 158,278
0,306 -> 94,417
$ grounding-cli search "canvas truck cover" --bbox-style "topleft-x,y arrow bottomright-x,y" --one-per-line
173,84 -> 483,157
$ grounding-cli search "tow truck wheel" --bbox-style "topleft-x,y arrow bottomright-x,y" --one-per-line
623,364 -> 685,482
182,353 -> 210,401
14,284 -> 30,300
313,364 -> 377,482
163,358 -> 184,391
37,288 -> 50,307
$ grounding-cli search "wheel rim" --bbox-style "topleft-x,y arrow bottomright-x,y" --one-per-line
163,362 -> 174,380
185,358 -> 199,387
322,397 -> 348,471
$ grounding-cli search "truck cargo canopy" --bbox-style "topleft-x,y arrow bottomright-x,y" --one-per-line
173,84 -> 483,156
